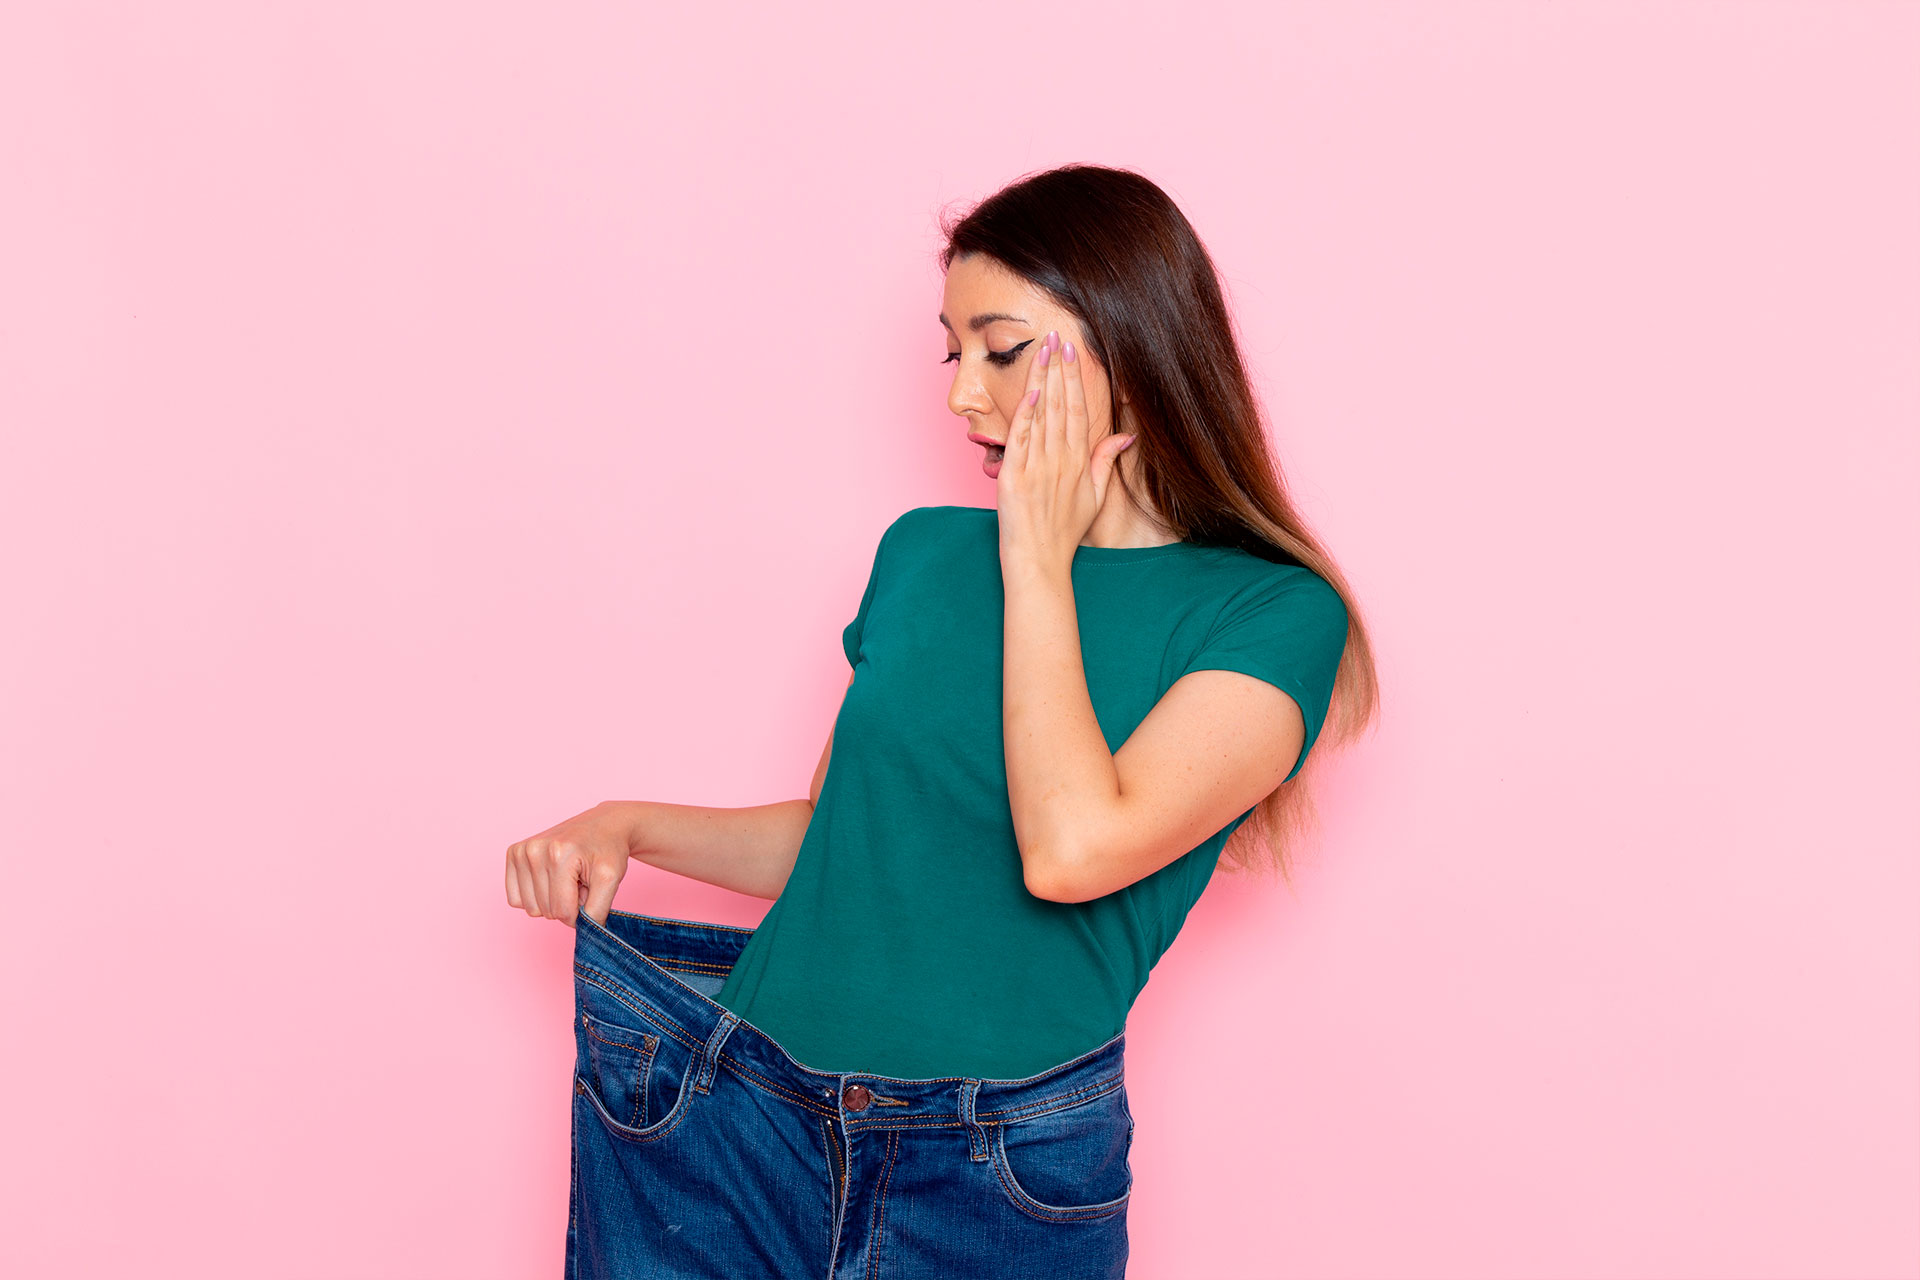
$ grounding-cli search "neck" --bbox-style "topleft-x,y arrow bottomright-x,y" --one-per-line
1083,463 -> 1178,549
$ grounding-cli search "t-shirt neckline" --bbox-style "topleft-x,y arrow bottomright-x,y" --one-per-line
958,504 -> 1199,563
1070,540 -> 1195,564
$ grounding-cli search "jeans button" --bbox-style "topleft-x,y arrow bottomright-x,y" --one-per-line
842,1083 -> 871,1112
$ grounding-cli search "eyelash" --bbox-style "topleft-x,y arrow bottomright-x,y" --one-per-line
942,339 -> 1034,368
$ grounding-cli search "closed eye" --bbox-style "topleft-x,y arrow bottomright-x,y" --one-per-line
942,339 -> 1034,368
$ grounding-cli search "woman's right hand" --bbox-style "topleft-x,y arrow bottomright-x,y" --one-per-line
505,802 -> 633,928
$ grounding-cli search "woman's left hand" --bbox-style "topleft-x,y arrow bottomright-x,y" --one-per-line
996,329 -> 1136,574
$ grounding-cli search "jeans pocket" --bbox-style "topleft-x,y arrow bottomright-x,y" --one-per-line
582,1013 -> 660,1129
574,998 -> 700,1143
989,1083 -> 1135,1224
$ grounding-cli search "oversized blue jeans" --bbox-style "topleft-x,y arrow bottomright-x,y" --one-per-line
567,908 -> 1134,1278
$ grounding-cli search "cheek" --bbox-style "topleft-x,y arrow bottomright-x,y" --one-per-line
995,377 -> 1033,423
1080,383 -> 1115,433
1071,356 -> 1113,421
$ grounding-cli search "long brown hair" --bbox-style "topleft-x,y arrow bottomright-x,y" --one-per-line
938,163 -> 1380,885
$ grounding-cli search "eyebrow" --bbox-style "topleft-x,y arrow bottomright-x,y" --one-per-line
937,311 -> 1031,333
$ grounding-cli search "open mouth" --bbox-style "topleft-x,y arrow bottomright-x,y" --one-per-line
970,432 -> 1007,474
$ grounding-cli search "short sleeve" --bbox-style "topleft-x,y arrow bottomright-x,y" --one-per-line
1181,570 -> 1350,783
840,519 -> 895,668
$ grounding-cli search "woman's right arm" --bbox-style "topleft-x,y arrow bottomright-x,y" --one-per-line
506,671 -> 851,924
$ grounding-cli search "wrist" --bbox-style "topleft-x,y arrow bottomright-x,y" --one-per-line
1000,548 -> 1074,589
594,799 -> 652,860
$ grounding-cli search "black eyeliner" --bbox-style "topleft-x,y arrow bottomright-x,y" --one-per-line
942,338 -> 1036,367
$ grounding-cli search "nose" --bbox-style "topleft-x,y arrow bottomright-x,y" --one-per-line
946,368 -> 992,422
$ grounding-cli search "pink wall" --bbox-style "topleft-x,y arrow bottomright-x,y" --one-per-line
3,3 -> 1915,1277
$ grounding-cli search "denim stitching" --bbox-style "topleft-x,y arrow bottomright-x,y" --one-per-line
602,907 -> 756,935
574,965 -> 699,1052
715,1053 -> 839,1119
977,1074 -> 1125,1122
693,1012 -> 738,1094
755,1074 -> 1127,1133
988,1122 -> 1132,1223
958,1080 -> 987,1162
578,1064 -> 697,1145
866,1129 -> 899,1280
577,917 -> 753,1036
817,1118 -> 840,1198
821,1117 -> 847,1278
647,958 -> 736,976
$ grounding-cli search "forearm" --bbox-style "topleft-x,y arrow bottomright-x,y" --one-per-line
1000,556 -> 1123,898
596,798 -> 812,900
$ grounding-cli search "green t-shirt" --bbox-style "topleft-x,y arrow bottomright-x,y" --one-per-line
711,504 -> 1349,1080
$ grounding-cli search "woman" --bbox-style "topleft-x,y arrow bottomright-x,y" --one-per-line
506,163 -> 1379,1279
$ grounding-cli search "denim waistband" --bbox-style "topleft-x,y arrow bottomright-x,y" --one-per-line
572,906 -> 1127,1135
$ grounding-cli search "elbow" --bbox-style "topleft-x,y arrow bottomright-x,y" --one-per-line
1022,844 -> 1092,903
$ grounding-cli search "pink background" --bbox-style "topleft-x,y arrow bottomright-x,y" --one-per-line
3,3 -> 1915,1277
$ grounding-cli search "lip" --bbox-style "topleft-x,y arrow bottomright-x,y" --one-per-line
970,431 -> 1005,478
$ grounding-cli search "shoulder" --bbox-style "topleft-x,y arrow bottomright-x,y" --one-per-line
1195,551 -> 1348,638
876,504 -> 995,554
886,503 -> 993,536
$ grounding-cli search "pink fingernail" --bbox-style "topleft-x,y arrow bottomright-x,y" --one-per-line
1038,342 -> 1050,367
1063,340 -> 1076,363
1027,388 -> 1039,405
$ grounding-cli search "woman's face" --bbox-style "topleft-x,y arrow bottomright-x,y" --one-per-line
939,253 -> 1122,480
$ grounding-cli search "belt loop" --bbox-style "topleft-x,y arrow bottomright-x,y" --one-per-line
694,1011 -> 739,1094
958,1078 -> 988,1162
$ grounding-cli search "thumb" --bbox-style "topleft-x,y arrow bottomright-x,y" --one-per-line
580,863 -> 622,928
1091,433 -> 1136,497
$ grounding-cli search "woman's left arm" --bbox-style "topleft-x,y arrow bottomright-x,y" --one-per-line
1002,555 -> 1305,903
998,330 -> 1307,903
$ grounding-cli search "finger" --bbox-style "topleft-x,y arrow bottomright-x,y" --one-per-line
1062,334 -> 1089,458
1089,431 -> 1132,512
1018,340 -> 1050,470
505,845 -> 522,908
1036,331 -> 1066,460
1020,329 -> 1049,401
551,851 -> 583,927
1031,332 -> 1053,463
529,841 -> 555,917
581,864 -> 620,928
1008,385 -> 1040,474
1043,331 -> 1066,463
515,857 -> 541,918
1007,332 -> 1049,469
